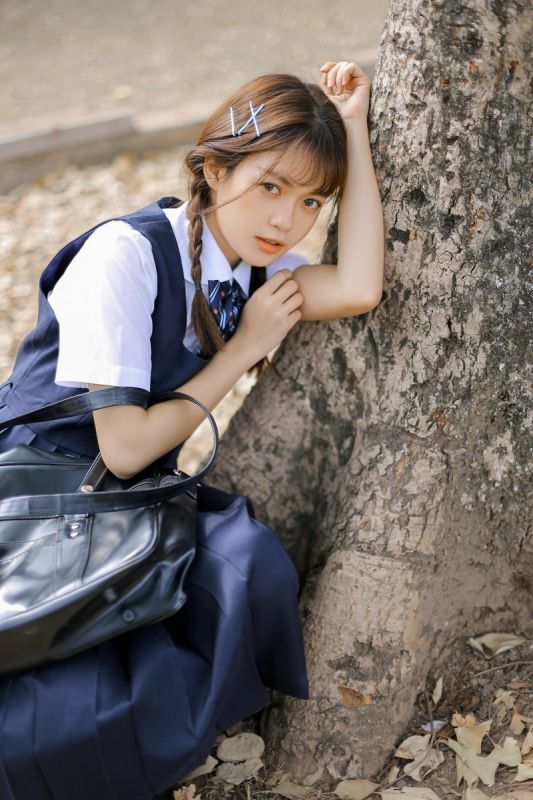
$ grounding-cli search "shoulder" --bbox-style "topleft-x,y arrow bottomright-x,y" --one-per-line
265,250 -> 310,279
49,220 -> 157,302
80,219 -> 154,260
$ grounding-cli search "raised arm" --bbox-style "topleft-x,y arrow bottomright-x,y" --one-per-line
294,61 -> 384,321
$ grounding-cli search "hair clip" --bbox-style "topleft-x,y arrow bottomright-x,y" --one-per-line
230,100 -> 265,138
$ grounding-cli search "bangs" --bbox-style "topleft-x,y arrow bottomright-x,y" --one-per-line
281,135 -> 344,197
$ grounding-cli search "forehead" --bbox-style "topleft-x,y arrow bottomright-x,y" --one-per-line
245,148 -> 328,194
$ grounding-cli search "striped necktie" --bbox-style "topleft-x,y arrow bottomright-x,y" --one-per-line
207,278 -> 247,340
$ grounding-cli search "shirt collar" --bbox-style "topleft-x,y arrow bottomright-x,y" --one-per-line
171,200 -> 252,296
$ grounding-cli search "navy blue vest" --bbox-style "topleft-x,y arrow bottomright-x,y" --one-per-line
0,197 -> 264,467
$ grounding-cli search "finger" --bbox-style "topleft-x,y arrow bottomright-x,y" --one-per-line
264,269 -> 298,294
336,62 -> 353,94
320,62 -> 335,91
336,62 -> 350,93
287,307 -> 302,326
283,291 -> 304,312
265,269 -> 294,292
272,278 -> 300,301
326,63 -> 341,92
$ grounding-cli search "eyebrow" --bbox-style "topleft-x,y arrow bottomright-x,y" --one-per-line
259,168 -> 328,196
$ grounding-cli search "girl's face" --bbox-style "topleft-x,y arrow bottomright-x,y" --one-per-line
203,149 -> 329,268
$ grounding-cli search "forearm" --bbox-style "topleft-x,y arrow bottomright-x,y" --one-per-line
337,119 -> 384,305
91,336 -> 254,478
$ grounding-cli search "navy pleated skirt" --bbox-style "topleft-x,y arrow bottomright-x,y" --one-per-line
0,423 -> 309,800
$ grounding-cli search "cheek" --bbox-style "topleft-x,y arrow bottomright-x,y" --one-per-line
296,212 -> 318,238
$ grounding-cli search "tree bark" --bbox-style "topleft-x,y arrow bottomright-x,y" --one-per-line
209,0 -> 531,786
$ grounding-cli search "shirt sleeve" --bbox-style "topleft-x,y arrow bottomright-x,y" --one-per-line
47,220 -> 157,391
265,250 -> 310,279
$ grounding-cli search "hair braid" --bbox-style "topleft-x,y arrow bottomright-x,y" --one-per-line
185,163 -> 227,358
184,152 -> 270,376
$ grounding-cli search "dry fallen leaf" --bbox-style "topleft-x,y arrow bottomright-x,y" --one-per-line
455,753 -> 481,788
446,739 -> 499,786
456,719 -> 492,754
465,787 -> 491,800
216,732 -> 265,763
491,737 -> 522,767
386,765 -> 400,785
215,757 -> 263,785
515,763 -> 533,782
495,690 -> 517,722
173,785 -> 197,800
379,788 -> 442,800
449,736 -> 522,787
432,677 -> 444,706
452,713 -> 477,727
272,779 -> 315,799
498,793 -> 533,800
511,713 -> 527,736
395,735 -> 430,760
522,728 -> 533,756
495,689 -> 517,709
183,755 -> 218,781
403,748 -> 444,782
265,770 -> 290,787
334,779 -> 379,800
338,686 -> 374,707
467,633 -> 526,658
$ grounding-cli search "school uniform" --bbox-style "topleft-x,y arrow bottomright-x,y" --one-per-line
0,197 -> 310,800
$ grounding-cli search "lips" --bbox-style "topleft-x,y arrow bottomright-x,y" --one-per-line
258,236 -> 284,245
255,236 -> 285,254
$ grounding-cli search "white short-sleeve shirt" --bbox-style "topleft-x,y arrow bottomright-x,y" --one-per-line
47,200 -> 310,390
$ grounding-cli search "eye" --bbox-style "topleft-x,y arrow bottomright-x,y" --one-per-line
304,198 -> 322,210
262,182 -> 280,195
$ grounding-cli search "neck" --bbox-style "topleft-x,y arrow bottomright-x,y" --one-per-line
203,209 -> 241,269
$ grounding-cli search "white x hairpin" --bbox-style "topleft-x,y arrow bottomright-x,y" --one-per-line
230,100 -> 265,138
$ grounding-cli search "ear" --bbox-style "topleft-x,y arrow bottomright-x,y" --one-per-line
203,158 -> 228,189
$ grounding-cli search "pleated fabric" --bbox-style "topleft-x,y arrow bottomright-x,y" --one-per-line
0,480 -> 309,800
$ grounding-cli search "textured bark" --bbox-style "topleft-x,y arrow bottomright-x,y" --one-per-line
209,0 -> 531,786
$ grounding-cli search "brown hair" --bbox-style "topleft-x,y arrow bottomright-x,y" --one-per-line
181,73 -> 348,375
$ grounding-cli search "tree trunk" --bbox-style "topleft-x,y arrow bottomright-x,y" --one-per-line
209,0 -> 531,786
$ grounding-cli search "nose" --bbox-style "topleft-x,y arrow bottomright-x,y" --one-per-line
268,198 -> 295,233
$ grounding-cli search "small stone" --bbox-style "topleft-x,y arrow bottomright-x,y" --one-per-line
216,732 -> 265,763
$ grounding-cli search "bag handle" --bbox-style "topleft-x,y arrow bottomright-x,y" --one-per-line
0,388 -> 219,519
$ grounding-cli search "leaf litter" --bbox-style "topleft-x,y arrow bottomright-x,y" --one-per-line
169,630 -> 532,800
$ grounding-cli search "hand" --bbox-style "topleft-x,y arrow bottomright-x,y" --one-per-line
320,61 -> 371,123
231,269 -> 303,364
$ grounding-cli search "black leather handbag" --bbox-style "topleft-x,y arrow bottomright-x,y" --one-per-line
0,386 -> 218,677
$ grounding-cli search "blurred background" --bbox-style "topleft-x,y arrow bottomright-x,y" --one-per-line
1,0 -> 388,128
0,0 -> 389,468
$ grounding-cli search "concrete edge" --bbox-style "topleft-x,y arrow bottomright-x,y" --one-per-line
0,52 -> 377,194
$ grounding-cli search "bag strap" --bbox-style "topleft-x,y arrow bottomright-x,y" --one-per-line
0,387 -> 150,428
0,388 -> 219,519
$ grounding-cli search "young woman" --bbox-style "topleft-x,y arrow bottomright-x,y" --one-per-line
0,61 -> 384,799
